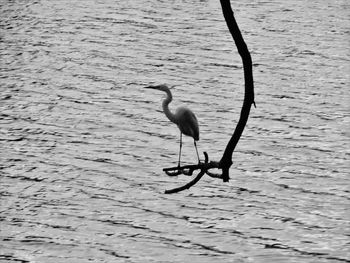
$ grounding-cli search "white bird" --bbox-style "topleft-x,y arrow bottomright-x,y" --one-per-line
145,84 -> 200,166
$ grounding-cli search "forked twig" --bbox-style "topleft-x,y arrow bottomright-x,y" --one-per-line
164,152 -> 223,194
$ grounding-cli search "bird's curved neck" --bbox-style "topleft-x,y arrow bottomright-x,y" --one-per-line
162,89 -> 177,124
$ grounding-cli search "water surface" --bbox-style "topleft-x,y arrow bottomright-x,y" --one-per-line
1,0 -> 349,262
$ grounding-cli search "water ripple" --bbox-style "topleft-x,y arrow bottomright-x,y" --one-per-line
1,0 -> 349,262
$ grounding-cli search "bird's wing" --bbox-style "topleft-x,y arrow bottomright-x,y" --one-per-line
176,107 -> 199,141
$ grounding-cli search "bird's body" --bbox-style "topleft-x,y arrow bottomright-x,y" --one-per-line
174,107 -> 199,141
145,84 -> 200,165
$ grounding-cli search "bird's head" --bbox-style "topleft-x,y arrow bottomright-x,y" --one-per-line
144,84 -> 176,99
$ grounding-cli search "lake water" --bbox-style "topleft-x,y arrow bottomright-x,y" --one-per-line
1,0 -> 349,262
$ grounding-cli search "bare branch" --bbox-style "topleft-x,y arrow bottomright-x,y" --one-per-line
160,0 -> 255,193
219,0 -> 255,182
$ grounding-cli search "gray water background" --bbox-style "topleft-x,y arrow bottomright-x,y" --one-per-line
1,0 -> 349,262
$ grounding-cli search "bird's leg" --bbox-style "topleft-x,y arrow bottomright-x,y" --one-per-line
178,132 -> 183,167
194,140 -> 200,164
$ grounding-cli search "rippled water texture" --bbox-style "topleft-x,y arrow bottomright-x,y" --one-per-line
1,0 -> 349,262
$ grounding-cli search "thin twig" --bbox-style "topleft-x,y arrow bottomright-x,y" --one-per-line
164,170 -> 206,194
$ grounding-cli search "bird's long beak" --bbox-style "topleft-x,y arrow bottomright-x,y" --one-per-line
144,85 -> 159,89
144,85 -> 162,91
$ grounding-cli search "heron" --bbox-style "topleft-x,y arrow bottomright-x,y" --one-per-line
145,84 -> 200,166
